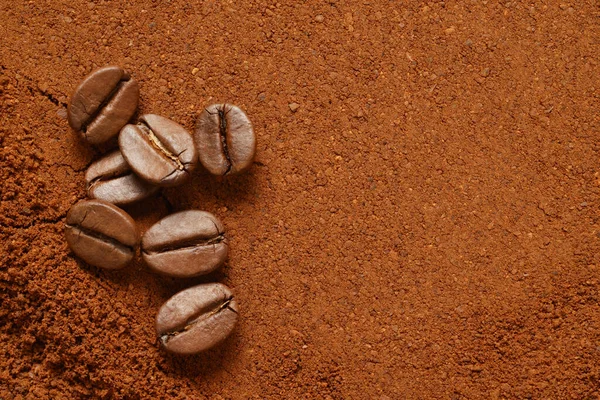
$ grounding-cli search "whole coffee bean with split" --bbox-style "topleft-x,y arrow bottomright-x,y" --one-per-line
68,66 -> 139,145
156,283 -> 238,354
65,199 -> 138,269
119,114 -> 197,187
85,150 -> 159,206
194,104 -> 256,176
142,210 -> 228,278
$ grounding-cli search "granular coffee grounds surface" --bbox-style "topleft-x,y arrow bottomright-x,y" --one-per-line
1,1 -> 599,398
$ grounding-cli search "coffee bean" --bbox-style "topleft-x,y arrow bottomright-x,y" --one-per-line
68,66 -> 139,145
65,199 -> 138,270
194,104 -> 256,176
119,114 -> 197,187
156,283 -> 238,354
85,150 -> 159,205
141,210 -> 228,278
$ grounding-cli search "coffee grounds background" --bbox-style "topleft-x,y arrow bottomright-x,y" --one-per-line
1,1 -> 599,398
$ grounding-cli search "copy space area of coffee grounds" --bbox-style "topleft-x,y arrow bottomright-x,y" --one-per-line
1,1 -> 599,399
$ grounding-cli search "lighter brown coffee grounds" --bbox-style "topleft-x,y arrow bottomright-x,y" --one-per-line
1,1 -> 600,399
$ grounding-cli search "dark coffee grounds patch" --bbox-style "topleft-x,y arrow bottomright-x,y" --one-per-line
1,1 -> 600,398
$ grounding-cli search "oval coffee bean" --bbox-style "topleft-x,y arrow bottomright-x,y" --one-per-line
156,283 -> 238,354
68,66 -> 139,145
119,114 -> 197,187
64,199 -> 138,270
85,150 -> 159,206
141,210 -> 228,278
194,104 -> 256,176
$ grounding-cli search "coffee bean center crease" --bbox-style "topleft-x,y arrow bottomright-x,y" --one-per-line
159,296 -> 236,344
216,106 -> 232,175
139,123 -> 187,172
87,169 -> 131,189
65,223 -> 134,253
81,78 -> 128,134
143,234 -> 226,254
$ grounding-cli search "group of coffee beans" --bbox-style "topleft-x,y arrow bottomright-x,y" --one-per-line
63,66 -> 255,355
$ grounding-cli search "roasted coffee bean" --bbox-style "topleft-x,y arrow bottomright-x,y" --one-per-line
141,210 -> 228,278
85,150 -> 159,205
194,104 -> 256,176
65,199 -> 138,270
68,66 -> 139,145
119,114 -> 197,187
156,283 -> 238,354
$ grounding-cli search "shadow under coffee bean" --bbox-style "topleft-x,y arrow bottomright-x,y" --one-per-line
156,283 -> 238,355
68,66 -> 139,145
